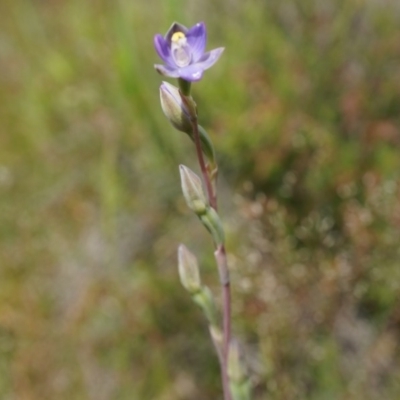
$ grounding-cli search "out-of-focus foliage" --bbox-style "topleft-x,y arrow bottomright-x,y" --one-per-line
1,0 -> 399,399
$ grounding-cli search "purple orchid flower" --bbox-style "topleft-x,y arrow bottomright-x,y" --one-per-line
154,22 -> 224,82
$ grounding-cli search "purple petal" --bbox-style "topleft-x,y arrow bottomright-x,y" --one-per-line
178,64 -> 204,82
154,64 -> 180,78
154,34 -> 174,65
193,47 -> 225,71
165,22 -> 188,42
186,22 -> 207,62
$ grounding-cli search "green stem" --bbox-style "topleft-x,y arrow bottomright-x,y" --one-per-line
179,77 -> 232,400
178,78 -> 191,96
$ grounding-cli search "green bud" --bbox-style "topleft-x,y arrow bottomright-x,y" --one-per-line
159,82 -> 216,168
200,206 -> 225,245
228,341 -> 251,400
179,165 -> 208,215
209,325 -> 223,362
160,81 -> 192,134
177,244 -> 201,294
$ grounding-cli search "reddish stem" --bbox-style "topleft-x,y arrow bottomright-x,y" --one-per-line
189,114 -> 232,400
215,244 -> 232,400
191,120 -> 217,210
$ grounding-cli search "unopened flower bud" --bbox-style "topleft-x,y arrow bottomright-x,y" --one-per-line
160,81 -> 192,134
179,165 -> 208,215
209,325 -> 223,361
178,244 -> 201,294
228,341 -> 244,383
228,341 -> 251,400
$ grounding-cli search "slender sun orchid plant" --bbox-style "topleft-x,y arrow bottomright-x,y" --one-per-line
154,22 -> 251,400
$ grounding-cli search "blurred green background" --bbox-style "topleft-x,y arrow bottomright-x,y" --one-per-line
1,0 -> 400,399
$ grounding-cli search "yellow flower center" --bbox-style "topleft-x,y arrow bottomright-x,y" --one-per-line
171,32 -> 186,42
